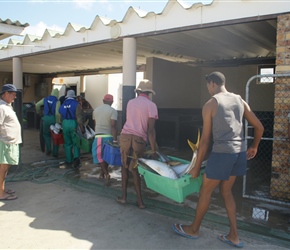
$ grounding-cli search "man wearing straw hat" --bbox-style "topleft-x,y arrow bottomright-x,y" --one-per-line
117,79 -> 158,209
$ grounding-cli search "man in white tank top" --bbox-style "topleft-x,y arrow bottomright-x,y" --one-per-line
172,72 -> 264,248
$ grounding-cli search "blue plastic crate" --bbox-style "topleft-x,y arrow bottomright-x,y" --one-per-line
102,143 -> 122,166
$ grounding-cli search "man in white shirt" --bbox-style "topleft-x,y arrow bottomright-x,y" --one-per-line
92,94 -> 118,185
0,84 -> 22,201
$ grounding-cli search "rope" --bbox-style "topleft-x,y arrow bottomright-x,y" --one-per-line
6,158 -> 75,184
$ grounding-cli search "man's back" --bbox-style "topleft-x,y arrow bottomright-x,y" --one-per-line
93,104 -> 117,134
211,92 -> 246,153
121,95 -> 158,141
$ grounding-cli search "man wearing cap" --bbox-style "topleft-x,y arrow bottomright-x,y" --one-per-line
91,94 -> 118,185
35,88 -> 61,157
172,72 -> 264,248
59,89 -> 82,168
0,84 -> 22,200
117,79 -> 158,209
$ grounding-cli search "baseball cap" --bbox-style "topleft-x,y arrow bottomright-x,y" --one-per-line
103,94 -> 113,102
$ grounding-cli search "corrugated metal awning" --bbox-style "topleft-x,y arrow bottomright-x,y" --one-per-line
0,18 -> 29,41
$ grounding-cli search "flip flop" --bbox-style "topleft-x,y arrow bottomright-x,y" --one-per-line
0,194 -> 18,201
172,224 -> 198,239
5,189 -> 15,195
218,234 -> 244,248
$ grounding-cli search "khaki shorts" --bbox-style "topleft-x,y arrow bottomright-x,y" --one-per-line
0,140 -> 20,165
119,134 -> 146,169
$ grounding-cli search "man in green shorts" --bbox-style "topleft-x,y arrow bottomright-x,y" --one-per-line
0,84 -> 22,200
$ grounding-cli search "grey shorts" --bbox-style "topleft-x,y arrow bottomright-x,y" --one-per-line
0,140 -> 20,165
205,151 -> 247,180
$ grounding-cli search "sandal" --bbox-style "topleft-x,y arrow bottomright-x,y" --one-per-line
5,189 -> 15,195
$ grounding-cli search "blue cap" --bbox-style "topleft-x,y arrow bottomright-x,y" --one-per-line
0,84 -> 18,95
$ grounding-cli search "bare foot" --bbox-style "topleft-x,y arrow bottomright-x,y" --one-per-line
116,197 -> 126,204
136,201 -> 145,209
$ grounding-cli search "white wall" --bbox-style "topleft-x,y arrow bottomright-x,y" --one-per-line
200,66 -> 274,111
146,57 -> 274,112
85,75 -> 108,110
50,60 -> 272,112
147,57 -> 202,109
108,72 -> 144,111
51,72 -> 144,111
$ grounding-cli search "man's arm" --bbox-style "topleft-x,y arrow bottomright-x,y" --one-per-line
242,100 -> 264,159
148,118 -> 157,153
110,119 -> 118,141
35,98 -> 44,114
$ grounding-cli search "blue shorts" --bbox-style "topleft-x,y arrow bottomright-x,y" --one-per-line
205,151 -> 246,180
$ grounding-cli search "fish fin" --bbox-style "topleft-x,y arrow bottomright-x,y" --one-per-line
196,129 -> 200,148
187,139 -> 197,151
187,129 -> 200,151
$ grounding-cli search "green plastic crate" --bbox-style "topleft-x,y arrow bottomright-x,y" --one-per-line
138,156 -> 203,203
75,133 -> 93,153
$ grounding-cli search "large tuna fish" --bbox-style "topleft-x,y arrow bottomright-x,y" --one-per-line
138,130 -> 204,179
138,158 -> 178,179
171,129 -> 201,177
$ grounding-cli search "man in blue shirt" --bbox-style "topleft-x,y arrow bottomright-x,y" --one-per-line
59,90 -> 82,168
36,88 -> 61,157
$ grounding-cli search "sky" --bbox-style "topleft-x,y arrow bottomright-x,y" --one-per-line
1,0 -> 211,39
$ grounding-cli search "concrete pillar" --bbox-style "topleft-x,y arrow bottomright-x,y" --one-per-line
13,57 -> 23,90
12,57 -> 23,150
12,57 -> 23,119
122,37 -> 137,126
80,75 -> 85,95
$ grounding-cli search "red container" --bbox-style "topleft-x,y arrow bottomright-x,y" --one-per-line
51,130 -> 64,145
